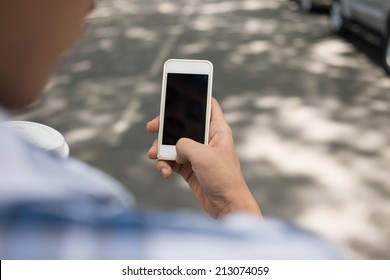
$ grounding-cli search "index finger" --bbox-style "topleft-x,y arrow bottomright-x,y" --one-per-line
210,98 -> 226,123
146,116 -> 160,133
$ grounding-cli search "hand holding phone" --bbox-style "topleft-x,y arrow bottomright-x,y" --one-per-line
158,59 -> 213,160
147,98 -> 262,219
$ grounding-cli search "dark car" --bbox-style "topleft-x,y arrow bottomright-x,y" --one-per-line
330,0 -> 390,73
299,0 -> 333,12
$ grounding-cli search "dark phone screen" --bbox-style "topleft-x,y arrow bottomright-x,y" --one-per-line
162,73 -> 209,145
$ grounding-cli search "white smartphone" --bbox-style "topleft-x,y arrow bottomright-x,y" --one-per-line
158,59 -> 213,160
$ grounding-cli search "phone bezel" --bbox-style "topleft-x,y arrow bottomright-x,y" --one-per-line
158,59 -> 213,160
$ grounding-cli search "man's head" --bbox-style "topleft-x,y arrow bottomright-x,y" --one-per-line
0,0 -> 94,109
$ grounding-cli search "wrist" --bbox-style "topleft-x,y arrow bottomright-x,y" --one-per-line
217,185 -> 262,219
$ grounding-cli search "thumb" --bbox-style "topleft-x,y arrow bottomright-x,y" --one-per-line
176,138 -> 207,164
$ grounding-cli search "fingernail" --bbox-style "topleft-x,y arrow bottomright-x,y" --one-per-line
148,146 -> 153,153
161,168 -> 168,177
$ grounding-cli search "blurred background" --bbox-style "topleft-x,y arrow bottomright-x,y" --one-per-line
14,0 -> 390,259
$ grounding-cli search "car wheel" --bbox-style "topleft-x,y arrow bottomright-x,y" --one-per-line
300,0 -> 313,12
330,0 -> 345,33
383,34 -> 390,75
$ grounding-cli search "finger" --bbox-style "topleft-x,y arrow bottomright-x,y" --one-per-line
209,98 -> 232,141
146,116 -> 160,133
148,139 -> 158,159
156,160 -> 174,178
176,138 -> 208,165
210,98 -> 226,123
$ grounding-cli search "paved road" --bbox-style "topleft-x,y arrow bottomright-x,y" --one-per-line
15,0 -> 390,259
